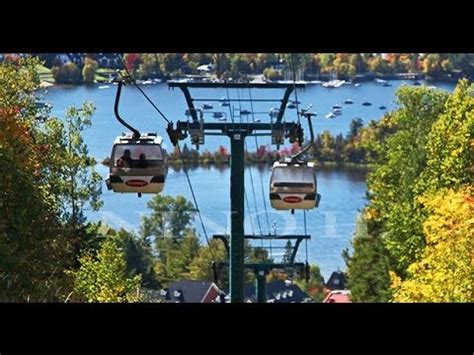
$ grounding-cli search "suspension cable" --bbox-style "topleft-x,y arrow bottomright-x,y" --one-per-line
304,209 -> 308,263
237,88 -> 263,240
176,143 -> 216,261
244,189 -> 256,236
117,53 -> 171,125
247,86 -> 271,234
304,209 -> 309,284
290,53 -> 302,127
117,53 -> 215,262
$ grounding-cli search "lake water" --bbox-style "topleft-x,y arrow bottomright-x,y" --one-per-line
41,80 -> 455,279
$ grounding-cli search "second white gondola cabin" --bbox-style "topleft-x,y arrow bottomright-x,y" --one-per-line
269,160 -> 320,210
106,132 -> 168,194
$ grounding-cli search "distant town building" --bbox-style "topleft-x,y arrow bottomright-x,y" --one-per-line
96,53 -> 121,69
67,53 -> 85,67
325,271 -> 347,290
323,290 -> 351,303
142,280 -> 222,303
243,280 -> 312,303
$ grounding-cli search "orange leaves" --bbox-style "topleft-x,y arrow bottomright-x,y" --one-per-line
0,110 -> 41,174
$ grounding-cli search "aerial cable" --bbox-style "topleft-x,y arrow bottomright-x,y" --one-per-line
247,85 -> 271,235
176,143 -> 217,262
117,53 -> 171,125
244,189 -> 256,237
290,54 -> 302,126
237,88 -> 264,239
117,53 -> 216,262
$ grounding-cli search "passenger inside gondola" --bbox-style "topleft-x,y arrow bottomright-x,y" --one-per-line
117,149 -> 133,168
136,153 -> 148,168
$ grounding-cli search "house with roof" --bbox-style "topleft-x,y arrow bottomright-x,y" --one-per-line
243,280 -> 312,303
95,53 -> 122,69
323,290 -> 351,303
142,280 -> 223,303
325,271 -> 347,290
67,53 -> 85,67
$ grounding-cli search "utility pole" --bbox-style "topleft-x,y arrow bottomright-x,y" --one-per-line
229,128 -> 246,302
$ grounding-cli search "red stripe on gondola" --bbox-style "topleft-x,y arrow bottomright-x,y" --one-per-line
125,180 -> 148,187
283,196 -> 302,203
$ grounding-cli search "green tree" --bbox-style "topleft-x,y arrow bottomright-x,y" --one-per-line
187,239 -> 227,286
348,118 -> 364,141
368,55 -> 392,75
422,54 -> 442,77
294,264 -> 325,302
417,79 -> 474,193
345,80 -> 473,302
47,104 -> 102,224
368,86 -> 449,274
113,228 -> 159,288
0,58 -> 73,301
154,231 -> 201,286
71,239 -> 142,302
139,54 -> 162,79
52,62 -> 82,84
82,57 -> 98,84
140,194 -> 195,239
343,216 -> 393,302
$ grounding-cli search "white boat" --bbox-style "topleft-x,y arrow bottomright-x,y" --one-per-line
98,85 -> 110,90
326,113 -> 336,119
142,80 -> 154,85
354,83 -> 361,87
322,79 -> 346,88
333,108 -> 342,115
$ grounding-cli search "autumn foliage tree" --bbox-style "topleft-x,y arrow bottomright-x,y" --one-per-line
391,189 -> 473,302
345,80 -> 473,302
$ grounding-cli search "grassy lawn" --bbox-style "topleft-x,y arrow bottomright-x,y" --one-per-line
95,68 -> 116,83
35,65 -> 117,84
35,64 -> 55,83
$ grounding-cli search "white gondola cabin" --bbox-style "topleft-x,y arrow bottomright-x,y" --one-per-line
269,160 -> 320,210
106,132 -> 168,195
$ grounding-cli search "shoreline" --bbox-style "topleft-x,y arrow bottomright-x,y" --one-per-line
99,158 -> 373,170
38,75 -> 465,89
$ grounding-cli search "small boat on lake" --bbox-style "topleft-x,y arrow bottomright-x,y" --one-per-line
342,99 -> 354,104
332,105 -> 343,110
326,112 -> 336,119
202,104 -> 213,110
362,101 -> 372,106
322,79 -> 345,88
379,105 -> 387,110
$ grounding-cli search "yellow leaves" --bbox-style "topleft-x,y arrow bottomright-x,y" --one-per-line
364,207 -> 379,221
392,188 -> 474,302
